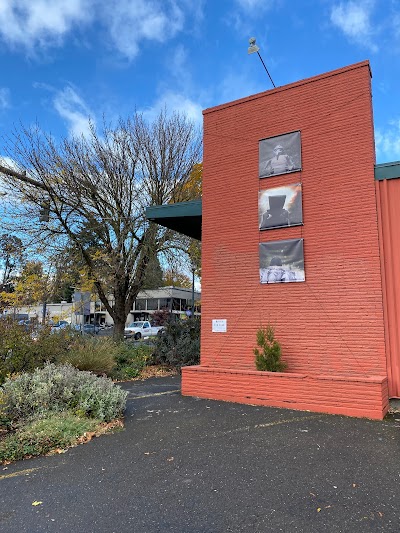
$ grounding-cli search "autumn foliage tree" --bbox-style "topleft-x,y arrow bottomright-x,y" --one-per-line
0,234 -> 24,290
0,110 -> 202,337
173,162 -> 202,278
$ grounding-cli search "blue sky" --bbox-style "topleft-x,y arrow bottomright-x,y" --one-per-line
0,0 -> 399,164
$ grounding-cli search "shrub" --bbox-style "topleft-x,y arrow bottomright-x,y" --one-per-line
151,309 -> 170,326
0,413 -> 99,463
0,318 -> 44,384
34,327 -> 79,360
254,325 -> 287,372
58,336 -> 118,375
152,318 -> 200,369
112,343 -> 153,380
0,319 -> 76,384
1,363 -> 128,424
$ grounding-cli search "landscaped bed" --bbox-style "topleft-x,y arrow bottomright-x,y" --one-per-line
0,363 -> 127,464
0,317 -> 199,463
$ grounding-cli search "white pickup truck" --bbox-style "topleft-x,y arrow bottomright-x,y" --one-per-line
123,321 -> 164,340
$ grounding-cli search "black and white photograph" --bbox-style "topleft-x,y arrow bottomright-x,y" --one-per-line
259,131 -> 301,178
259,183 -> 303,230
259,239 -> 305,283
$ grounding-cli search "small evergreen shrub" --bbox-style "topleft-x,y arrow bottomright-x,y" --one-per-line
0,413 -> 99,463
152,318 -> 200,370
1,363 -> 128,424
112,344 -> 153,380
254,325 -> 287,372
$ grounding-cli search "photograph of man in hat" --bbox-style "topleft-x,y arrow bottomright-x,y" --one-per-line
260,194 -> 290,229
259,131 -> 301,178
259,184 -> 303,230
264,144 -> 295,176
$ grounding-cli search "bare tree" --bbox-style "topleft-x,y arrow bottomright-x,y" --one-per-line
0,110 -> 202,336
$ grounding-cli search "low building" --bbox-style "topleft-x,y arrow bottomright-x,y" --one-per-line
5,286 -> 201,326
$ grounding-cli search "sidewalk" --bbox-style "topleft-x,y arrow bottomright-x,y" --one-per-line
0,376 -> 399,532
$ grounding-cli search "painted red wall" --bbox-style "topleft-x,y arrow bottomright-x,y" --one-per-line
182,61 -> 388,418
376,176 -> 400,398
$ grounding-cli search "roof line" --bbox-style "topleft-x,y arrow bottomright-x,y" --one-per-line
203,60 -> 371,116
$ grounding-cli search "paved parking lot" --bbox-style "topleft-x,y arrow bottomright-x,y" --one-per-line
0,376 -> 399,532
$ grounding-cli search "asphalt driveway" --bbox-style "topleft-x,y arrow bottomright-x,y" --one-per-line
0,376 -> 399,532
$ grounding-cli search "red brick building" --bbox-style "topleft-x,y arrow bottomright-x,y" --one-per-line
148,60 -> 400,419
183,61 -> 390,419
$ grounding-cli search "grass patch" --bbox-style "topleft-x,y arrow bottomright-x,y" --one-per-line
58,336 -> 117,375
0,413 -> 100,463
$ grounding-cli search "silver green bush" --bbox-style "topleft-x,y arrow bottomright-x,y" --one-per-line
1,363 -> 128,423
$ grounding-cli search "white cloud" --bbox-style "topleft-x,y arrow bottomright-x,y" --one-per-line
330,1 -> 378,52
226,0 -> 278,35
218,68 -> 268,104
0,156 -> 23,203
101,0 -> 185,60
53,86 -> 94,138
0,156 -> 20,172
0,0 -> 187,60
169,45 -> 188,80
0,88 -> 10,109
375,119 -> 400,162
141,92 -> 203,126
0,0 -> 93,51
235,0 -> 275,10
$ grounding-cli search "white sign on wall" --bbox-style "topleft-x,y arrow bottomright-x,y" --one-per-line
212,319 -> 227,333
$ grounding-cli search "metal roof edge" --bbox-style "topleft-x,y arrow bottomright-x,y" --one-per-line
146,199 -> 202,219
374,161 -> 400,181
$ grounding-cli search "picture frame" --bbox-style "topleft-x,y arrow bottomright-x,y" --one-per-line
259,131 -> 302,179
259,183 -> 303,230
259,239 -> 305,284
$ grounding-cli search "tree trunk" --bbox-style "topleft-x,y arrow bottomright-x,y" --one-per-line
112,296 -> 128,340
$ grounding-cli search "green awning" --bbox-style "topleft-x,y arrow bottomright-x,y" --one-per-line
374,161 -> 400,181
146,162 -> 400,240
146,200 -> 202,240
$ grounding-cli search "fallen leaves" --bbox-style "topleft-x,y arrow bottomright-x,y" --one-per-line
32,501 -> 43,506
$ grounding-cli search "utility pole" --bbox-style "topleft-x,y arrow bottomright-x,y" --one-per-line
191,263 -> 196,317
42,300 -> 47,325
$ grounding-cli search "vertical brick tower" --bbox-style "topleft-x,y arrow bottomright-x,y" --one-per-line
182,61 -> 388,419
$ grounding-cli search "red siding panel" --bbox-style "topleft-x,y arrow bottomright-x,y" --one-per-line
376,178 -> 400,397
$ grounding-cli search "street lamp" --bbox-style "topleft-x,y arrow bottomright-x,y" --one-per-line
248,37 -> 276,88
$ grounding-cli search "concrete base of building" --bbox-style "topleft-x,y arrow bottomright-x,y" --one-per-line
181,366 -> 389,420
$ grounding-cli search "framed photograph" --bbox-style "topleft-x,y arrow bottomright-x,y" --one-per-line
259,131 -> 301,178
259,183 -> 303,230
259,239 -> 305,284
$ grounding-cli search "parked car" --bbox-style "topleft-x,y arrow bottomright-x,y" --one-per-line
124,321 -> 164,340
18,319 -> 34,331
51,321 -> 70,333
83,323 -> 100,335
52,320 -> 69,328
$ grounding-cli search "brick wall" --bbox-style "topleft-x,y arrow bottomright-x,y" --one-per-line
182,61 -> 388,418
